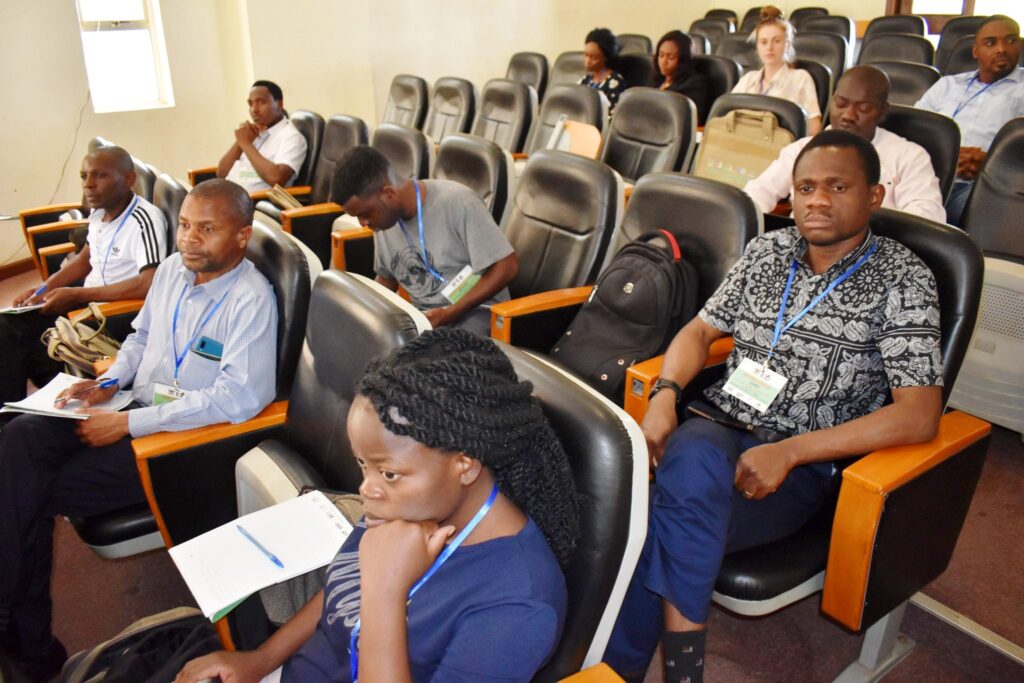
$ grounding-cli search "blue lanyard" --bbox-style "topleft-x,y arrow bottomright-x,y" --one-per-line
767,241 -> 878,365
101,195 -> 139,285
170,267 -> 244,382
952,75 -> 999,118
397,181 -> 447,284
349,482 -> 499,682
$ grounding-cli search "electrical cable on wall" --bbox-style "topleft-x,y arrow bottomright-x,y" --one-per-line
47,90 -> 92,205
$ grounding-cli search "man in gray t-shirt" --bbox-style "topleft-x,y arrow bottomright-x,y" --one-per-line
332,147 -> 518,335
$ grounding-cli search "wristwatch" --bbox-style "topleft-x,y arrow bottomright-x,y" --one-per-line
649,378 -> 683,403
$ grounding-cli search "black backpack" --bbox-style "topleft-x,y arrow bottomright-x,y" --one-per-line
549,230 -> 698,402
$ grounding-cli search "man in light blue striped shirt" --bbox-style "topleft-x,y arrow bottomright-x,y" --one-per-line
0,180 -> 278,680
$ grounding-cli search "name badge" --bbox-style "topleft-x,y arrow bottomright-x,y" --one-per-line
239,169 -> 260,180
722,357 -> 788,413
153,382 -> 186,406
441,265 -> 480,305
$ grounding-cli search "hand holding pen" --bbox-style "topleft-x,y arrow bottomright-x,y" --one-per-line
13,284 -> 47,308
54,377 -> 119,408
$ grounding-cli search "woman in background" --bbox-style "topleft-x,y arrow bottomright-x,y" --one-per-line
580,27 -> 626,112
652,30 -> 711,123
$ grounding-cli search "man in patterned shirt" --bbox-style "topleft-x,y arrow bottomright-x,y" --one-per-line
604,130 -> 944,683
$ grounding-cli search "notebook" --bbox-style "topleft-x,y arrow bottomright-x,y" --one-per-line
0,372 -> 133,419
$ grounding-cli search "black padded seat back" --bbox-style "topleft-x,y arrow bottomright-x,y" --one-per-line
523,84 -> 605,155
382,74 -> 429,129
793,58 -> 833,114
690,32 -> 711,56
606,173 -> 759,305
962,118 -> 1024,262
505,150 -> 620,298
800,16 -> 854,45
716,34 -> 759,73
690,18 -> 733,53
693,55 -> 742,106
88,136 -> 116,152
708,93 -> 808,139
550,51 -> 586,88
705,9 -> 738,22
791,7 -> 829,29
315,115 -> 369,204
858,33 -> 935,66
740,7 -> 763,34
619,33 -> 653,55
600,88 -> 697,183
131,159 -> 157,201
869,60 -> 941,106
423,77 -> 476,143
371,123 -> 431,180
795,31 -> 849,86
434,133 -> 511,224
152,173 -> 187,253
942,35 -> 978,75
869,209 -> 984,401
498,343 -> 641,681
283,272 -> 422,490
879,104 -> 959,200
617,54 -> 655,89
288,110 -> 324,187
935,16 -> 986,73
864,14 -> 927,39
506,51 -> 549,100
472,78 -> 535,153
245,221 -> 313,401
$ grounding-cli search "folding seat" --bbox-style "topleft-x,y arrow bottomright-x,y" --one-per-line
624,208 -> 989,682
618,33 -> 652,55
739,7 -> 763,34
715,33 -> 758,73
692,55 -> 742,121
550,51 -> 586,89
599,88 -> 697,184
506,51 -> 549,100
857,33 -> 935,66
935,16 -> 986,74
863,14 -> 927,40
520,84 -> 606,158
868,60 -> 941,106
951,118 -> 1024,436
616,53 -> 655,89
421,77 -> 476,144
708,93 -> 808,139
792,57 -> 832,114
877,104 -> 959,201
471,78 -> 536,153
790,7 -> 828,29
705,9 -> 738,24
433,133 -> 515,225
689,18 -> 733,53
799,16 -> 855,66
382,74 -> 428,129
794,31 -> 848,87
941,35 -> 979,75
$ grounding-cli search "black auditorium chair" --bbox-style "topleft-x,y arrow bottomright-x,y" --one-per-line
520,84 -> 606,157
857,33 -> 935,66
795,32 -> 848,89
942,35 -> 979,76
382,74 -> 429,129
869,60 -> 941,106
693,55 -> 742,122
618,33 -> 652,55
863,14 -> 928,39
790,7 -> 828,29
705,8 -> 738,23
422,76 -> 476,143
472,78 -> 536,153
287,110 -> 324,189
935,16 -> 985,74
689,18 -> 733,54
617,53 -> 655,89
960,118 -> 1024,260
708,93 -> 808,139
371,122 -> 433,181
600,88 -> 697,184
799,16 -> 855,67
739,7 -> 763,34
793,58 -> 832,114
68,220 -> 314,559
131,159 -> 158,203
716,34 -> 759,73
689,32 -> 711,56
506,51 -> 549,100
879,104 -> 960,200
550,50 -> 586,88
434,133 -> 515,224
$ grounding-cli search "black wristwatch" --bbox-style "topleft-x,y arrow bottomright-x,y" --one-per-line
650,378 -> 683,403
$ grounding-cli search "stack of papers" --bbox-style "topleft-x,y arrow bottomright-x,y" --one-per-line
169,491 -> 354,620
0,372 -> 133,419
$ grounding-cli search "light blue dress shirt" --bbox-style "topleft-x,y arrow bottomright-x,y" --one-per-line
104,254 -> 278,437
915,67 -> 1024,150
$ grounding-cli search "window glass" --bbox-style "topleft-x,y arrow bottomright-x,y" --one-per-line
78,0 -> 145,23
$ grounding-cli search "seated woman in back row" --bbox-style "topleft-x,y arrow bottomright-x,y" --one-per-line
651,30 -> 711,123
176,329 -> 580,682
580,27 -> 627,112
731,6 -> 822,135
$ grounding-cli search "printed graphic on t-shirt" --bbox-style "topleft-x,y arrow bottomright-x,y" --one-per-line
324,543 -> 361,630
391,245 -> 445,303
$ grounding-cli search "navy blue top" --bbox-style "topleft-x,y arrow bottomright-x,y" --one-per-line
283,517 -> 567,682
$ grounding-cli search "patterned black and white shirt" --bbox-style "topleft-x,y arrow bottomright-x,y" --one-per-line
700,226 -> 943,437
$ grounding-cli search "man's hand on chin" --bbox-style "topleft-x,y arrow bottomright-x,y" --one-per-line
76,410 -> 130,448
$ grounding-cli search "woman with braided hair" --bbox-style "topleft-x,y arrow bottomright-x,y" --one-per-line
177,328 -> 579,683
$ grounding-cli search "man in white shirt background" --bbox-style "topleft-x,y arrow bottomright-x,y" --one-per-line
744,65 -> 946,224
216,80 -> 307,192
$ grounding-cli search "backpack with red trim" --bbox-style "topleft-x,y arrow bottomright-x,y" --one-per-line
549,230 -> 698,403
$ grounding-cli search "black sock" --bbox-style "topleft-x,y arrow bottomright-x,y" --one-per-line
662,629 -> 706,683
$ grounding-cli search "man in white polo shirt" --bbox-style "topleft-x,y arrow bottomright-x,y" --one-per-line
0,146 -> 167,405
217,80 -> 308,192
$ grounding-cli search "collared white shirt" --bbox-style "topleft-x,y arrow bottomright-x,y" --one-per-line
104,254 -> 278,437
743,126 -> 946,223
915,67 -> 1024,151
226,116 -> 308,191
732,63 -> 822,119
84,194 -> 167,287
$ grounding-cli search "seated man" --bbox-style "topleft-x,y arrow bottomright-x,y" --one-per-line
745,65 -> 945,223
332,146 -> 519,336
603,131 -> 944,683
217,79 -> 308,192
915,14 -> 1024,226
0,146 -> 167,405
0,180 -> 278,682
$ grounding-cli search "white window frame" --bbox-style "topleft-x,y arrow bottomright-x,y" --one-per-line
75,0 -> 175,113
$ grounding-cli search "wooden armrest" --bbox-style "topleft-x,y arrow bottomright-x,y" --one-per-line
26,219 -> 89,236
187,166 -> 217,187
770,199 -> 792,217
622,337 -> 734,423
19,202 -> 83,220
93,357 -> 115,376
281,202 -> 344,222
331,227 -> 374,271
69,299 -> 145,320
559,664 -> 625,682
133,401 -> 289,460
285,185 -> 312,197
37,243 -> 75,279
249,189 -> 271,201
490,287 -> 593,343
512,152 -> 528,160
821,410 -> 991,630
623,184 -> 634,204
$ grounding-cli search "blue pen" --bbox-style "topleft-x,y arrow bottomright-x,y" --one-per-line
22,284 -> 47,307
237,525 -> 284,569
53,377 -> 120,407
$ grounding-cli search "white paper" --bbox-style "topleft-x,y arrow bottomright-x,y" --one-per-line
0,303 -> 45,314
169,491 -> 353,619
0,372 -> 133,420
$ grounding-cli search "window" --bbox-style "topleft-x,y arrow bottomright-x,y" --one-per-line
890,0 -> 1024,32
75,0 -> 174,113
